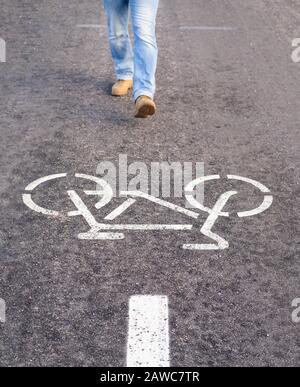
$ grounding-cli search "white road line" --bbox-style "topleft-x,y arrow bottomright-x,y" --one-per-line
78,230 -> 124,240
180,26 -> 237,31
127,295 -> 170,367
107,224 -> 192,230
0,298 -> 6,323
0,38 -> 6,63
81,224 -> 193,231
78,223 -> 191,240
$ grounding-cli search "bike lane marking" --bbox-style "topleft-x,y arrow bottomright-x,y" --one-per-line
22,173 -> 273,248
104,198 -> 137,221
127,295 -> 170,367
227,175 -> 273,218
183,190 -> 237,250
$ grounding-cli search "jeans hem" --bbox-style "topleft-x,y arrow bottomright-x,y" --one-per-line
133,89 -> 154,101
116,73 -> 133,81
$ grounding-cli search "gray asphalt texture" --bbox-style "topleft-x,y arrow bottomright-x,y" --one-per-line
0,0 -> 300,367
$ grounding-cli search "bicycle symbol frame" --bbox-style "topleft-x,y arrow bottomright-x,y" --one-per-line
23,173 -> 273,250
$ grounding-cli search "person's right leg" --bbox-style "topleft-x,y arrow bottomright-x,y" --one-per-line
103,0 -> 134,94
130,0 -> 159,102
130,0 -> 159,117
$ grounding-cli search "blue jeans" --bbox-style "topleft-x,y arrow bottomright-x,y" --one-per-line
103,0 -> 159,101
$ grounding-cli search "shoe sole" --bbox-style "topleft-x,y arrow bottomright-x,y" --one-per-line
135,103 -> 156,118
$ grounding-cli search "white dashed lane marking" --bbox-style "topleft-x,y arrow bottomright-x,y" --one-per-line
0,298 -> 6,323
127,295 -> 170,367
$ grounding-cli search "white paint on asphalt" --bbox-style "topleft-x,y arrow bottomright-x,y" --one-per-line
68,188 -> 125,238
121,190 -> 199,219
22,173 -> 273,248
22,193 -> 60,217
227,175 -> 271,193
23,173 -> 68,217
0,38 -> 6,63
127,295 -> 169,367
185,175 -> 227,216
185,174 -> 273,218
291,38 -> 300,63
78,224 -> 193,240
88,224 -> 192,231
227,175 -> 273,217
0,298 -> 6,323
78,229 -> 124,240
25,173 -> 67,191
291,298 -> 300,323
68,190 -> 100,228
75,173 -> 114,210
183,191 -> 237,250
238,194 -> 273,218
104,198 -> 137,220
68,189 -> 193,239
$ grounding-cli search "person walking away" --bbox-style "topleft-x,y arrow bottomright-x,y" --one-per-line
103,0 -> 159,118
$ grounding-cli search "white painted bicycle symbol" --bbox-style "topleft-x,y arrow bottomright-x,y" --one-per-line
23,173 -> 273,250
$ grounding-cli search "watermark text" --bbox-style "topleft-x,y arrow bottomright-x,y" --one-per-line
96,154 -> 204,208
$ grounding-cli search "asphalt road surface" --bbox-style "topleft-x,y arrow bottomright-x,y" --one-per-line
0,0 -> 299,367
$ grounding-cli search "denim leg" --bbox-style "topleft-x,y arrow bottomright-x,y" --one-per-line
130,0 -> 159,101
103,0 -> 134,80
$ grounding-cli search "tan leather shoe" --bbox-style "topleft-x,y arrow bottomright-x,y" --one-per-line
111,80 -> 133,96
135,96 -> 156,118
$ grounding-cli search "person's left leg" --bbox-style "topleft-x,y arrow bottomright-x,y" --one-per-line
129,0 -> 159,103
